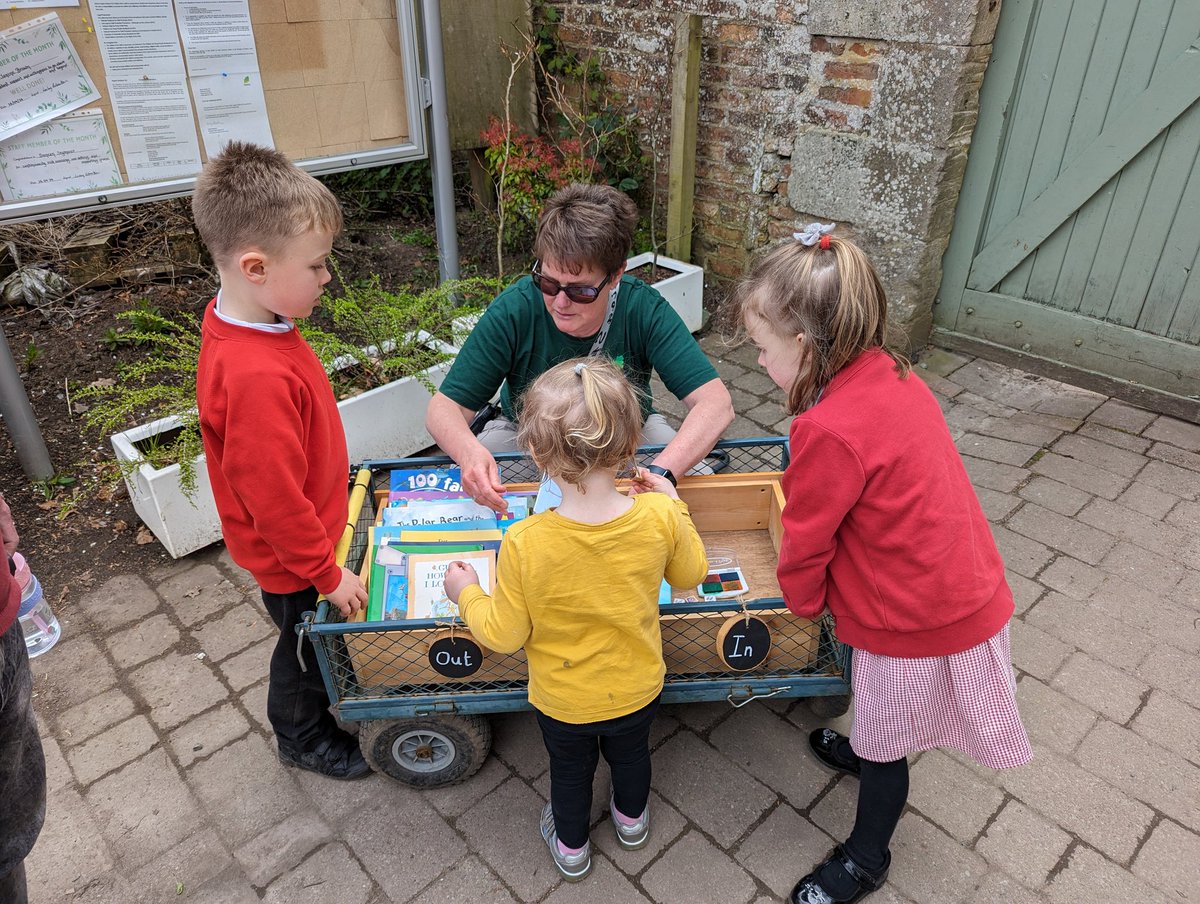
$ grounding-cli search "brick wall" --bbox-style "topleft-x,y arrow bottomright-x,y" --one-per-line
540,0 -> 1000,345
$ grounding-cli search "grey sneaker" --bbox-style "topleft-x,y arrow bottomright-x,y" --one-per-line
539,802 -> 592,881
610,793 -> 651,850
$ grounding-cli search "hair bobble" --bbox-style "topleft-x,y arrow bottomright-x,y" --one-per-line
574,362 -> 587,376
793,222 -> 836,248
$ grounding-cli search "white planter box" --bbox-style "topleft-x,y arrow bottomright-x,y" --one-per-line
111,416 -> 223,560
339,338 -> 456,462
625,252 -> 704,332
112,338 -> 458,558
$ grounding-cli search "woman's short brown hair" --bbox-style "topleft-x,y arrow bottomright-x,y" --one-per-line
517,357 -> 642,487
533,183 -> 638,275
192,141 -> 343,267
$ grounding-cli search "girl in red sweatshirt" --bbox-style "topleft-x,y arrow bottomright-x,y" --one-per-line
736,224 -> 1031,904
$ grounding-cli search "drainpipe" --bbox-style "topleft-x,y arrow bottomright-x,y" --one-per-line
421,0 -> 460,283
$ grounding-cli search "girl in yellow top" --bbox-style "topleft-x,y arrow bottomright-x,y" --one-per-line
445,357 -> 707,882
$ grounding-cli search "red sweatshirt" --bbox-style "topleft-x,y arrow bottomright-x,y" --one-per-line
196,299 -> 348,595
778,348 -> 1013,657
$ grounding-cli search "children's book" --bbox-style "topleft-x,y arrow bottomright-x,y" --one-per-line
388,467 -> 467,502
367,540 -> 492,621
383,498 -> 496,527
383,494 -> 533,528
406,548 -> 497,620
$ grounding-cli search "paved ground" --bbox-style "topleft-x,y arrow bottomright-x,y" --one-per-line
23,338 -> 1200,903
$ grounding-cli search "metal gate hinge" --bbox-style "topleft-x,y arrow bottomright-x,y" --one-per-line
418,77 -> 432,109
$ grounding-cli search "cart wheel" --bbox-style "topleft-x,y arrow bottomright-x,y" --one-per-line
358,715 -> 492,787
809,695 -> 851,718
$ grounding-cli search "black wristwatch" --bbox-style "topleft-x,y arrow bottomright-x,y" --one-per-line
645,464 -> 678,487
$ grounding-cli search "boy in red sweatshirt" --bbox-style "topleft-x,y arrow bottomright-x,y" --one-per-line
193,142 -> 369,779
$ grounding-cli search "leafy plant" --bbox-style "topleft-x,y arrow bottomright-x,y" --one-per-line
76,308 -> 206,495
481,117 -> 597,250
100,298 -> 173,351
319,161 -> 434,220
34,473 -> 76,501
23,342 -> 40,367
300,263 -> 500,398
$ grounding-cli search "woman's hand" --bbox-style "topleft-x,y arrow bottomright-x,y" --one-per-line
460,447 -> 508,514
444,561 -> 481,603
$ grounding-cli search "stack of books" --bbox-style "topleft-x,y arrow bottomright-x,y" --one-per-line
363,467 -> 533,622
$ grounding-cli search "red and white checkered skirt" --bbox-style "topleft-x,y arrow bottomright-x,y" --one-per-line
848,625 -> 1032,768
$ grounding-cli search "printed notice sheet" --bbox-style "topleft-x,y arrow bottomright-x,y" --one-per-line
191,71 -> 272,156
108,76 -> 201,181
0,15 -> 99,142
175,0 -> 259,78
0,109 -> 120,200
1,0 -> 80,8
89,0 -> 187,76
89,0 -> 201,181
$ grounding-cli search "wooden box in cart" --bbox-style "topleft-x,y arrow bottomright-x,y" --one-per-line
342,472 -> 821,689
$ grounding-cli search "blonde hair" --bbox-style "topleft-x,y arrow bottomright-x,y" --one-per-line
517,357 -> 642,487
192,141 -> 343,266
534,183 -> 638,275
734,233 -> 909,414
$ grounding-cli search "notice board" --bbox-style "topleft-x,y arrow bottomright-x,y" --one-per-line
0,0 -> 424,222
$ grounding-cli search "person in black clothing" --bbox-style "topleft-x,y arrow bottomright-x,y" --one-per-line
0,492 -> 46,904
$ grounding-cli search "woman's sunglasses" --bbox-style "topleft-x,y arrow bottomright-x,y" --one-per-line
531,261 -> 613,304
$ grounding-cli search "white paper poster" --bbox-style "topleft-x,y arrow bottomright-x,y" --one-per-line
191,71 -> 273,156
89,0 -> 187,76
1,0 -> 79,7
107,75 -> 202,180
175,0 -> 259,78
0,14 -> 99,141
0,108 -> 120,199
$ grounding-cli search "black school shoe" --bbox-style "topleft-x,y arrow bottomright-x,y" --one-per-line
278,733 -> 372,780
791,845 -> 890,904
808,728 -> 862,778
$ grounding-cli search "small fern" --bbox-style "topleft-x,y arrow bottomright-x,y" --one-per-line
76,309 -> 206,496
299,264 -> 499,397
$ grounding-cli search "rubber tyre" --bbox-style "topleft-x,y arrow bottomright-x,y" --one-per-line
808,694 -> 851,719
358,715 -> 492,787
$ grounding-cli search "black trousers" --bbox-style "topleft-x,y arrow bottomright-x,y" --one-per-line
0,618 -> 46,904
535,696 -> 660,850
261,587 -> 338,751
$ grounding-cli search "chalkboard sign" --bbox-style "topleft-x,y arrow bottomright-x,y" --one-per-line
427,630 -> 484,679
716,615 -> 772,671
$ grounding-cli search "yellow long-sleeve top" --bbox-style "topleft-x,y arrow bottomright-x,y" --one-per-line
457,493 -> 708,723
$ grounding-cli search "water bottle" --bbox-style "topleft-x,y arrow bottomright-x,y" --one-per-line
12,553 -> 61,658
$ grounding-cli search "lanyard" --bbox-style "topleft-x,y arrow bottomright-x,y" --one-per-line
588,280 -> 619,356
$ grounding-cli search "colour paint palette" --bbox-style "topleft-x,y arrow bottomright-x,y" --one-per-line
699,567 -> 748,599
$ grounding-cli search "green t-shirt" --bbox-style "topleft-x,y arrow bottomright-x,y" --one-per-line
440,274 -> 718,421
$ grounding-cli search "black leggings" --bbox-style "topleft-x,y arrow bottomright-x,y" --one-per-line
846,756 -> 909,871
535,697 -> 660,849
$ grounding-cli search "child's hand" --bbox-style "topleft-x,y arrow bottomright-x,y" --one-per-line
325,566 -> 368,617
628,466 -> 679,500
444,561 -> 481,603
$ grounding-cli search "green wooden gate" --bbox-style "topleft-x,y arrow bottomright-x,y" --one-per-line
935,0 -> 1200,419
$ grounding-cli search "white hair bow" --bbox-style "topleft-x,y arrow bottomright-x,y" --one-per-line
793,222 -> 836,246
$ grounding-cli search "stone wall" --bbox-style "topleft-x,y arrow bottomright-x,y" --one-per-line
541,0 -> 1001,344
